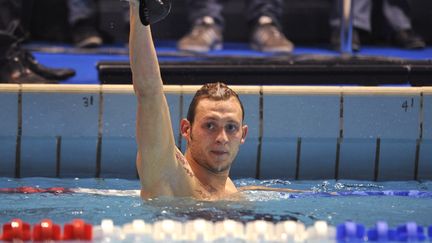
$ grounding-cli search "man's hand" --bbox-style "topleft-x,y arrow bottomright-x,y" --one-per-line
129,0 -> 138,7
138,0 -> 171,26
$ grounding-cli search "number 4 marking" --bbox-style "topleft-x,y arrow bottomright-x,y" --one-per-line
401,98 -> 414,112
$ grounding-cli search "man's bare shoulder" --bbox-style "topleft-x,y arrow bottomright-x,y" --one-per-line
225,177 -> 238,194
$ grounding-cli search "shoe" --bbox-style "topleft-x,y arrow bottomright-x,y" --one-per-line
177,16 -> 223,53
330,27 -> 361,52
0,50 -> 59,84
393,29 -> 425,49
0,34 -> 75,83
72,20 -> 103,48
250,16 -> 293,53
23,50 -> 75,80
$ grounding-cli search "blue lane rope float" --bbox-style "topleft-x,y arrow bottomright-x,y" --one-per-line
280,190 -> 432,198
396,222 -> 427,241
336,221 -> 366,241
336,221 -> 429,242
367,221 -> 397,241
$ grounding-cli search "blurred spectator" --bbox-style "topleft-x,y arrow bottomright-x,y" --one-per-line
330,0 -> 425,51
67,0 -> 102,48
0,0 -> 75,83
177,0 -> 293,53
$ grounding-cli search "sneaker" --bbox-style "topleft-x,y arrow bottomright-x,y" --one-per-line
330,27 -> 361,52
393,29 -> 425,49
72,20 -> 103,48
177,16 -> 223,53
250,16 -> 293,53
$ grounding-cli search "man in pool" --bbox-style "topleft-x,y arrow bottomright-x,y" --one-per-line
130,0 -> 304,200
130,0 -> 247,200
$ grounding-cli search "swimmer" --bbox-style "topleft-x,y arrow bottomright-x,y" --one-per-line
130,0 -> 310,200
131,0 -> 239,200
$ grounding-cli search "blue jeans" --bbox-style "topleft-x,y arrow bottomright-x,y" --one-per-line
67,0 -> 97,26
186,0 -> 284,29
0,0 -> 98,32
0,0 -> 33,33
330,0 -> 412,32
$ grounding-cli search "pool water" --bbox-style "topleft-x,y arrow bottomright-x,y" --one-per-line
0,177 -> 431,228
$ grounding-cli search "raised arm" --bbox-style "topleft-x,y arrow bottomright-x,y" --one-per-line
129,0 -> 177,195
129,0 -> 162,96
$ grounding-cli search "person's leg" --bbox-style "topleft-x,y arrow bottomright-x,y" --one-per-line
67,0 -> 96,25
382,0 -> 411,31
245,0 -> 282,29
67,0 -> 102,48
0,0 -> 22,30
0,0 -> 75,83
186,0 -> 224,27
177,0 -> 224,52
247,0 -> 293,53
329,0 -> 371,31
0,0 -> 26,82
382,0 -> 425,49
329,0 -> 371,51
0,0 -> 31,37
0,29 -> 76,83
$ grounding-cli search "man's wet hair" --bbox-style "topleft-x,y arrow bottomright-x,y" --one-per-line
187,82 -> 245,124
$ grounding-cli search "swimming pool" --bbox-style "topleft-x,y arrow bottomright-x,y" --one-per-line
0,84 -> 431,241
0,177 -> 431,242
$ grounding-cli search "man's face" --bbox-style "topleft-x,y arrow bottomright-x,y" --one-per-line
183,97 -> 248,174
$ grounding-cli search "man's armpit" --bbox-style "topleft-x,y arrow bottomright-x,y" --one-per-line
175,149 -> 194,178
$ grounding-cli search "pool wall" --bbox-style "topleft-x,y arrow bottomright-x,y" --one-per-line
0,84 -> 431,180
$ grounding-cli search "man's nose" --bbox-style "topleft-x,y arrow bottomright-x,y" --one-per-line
215,129 -> 228,144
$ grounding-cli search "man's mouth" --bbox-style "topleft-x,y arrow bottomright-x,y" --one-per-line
211,150 -> 228,156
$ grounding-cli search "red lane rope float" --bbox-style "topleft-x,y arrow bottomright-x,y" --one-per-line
1,219 -> 93,241
0,187 -> 141,197
0,186 -> 73,194
1,219 -> 32,241
63,219 -> 93,240
33,219 -> 62,241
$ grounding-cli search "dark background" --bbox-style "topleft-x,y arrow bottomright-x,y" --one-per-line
30,0 -> 432,45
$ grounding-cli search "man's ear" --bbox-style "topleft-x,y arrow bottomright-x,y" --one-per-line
240,125 -> 248,144
180,119 -> 191,140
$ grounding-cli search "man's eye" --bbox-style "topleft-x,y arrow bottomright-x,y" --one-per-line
206,123 -> 215,130
226,124 -> 238,132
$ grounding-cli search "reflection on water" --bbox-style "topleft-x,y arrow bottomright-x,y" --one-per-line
145,197 -> 303,223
